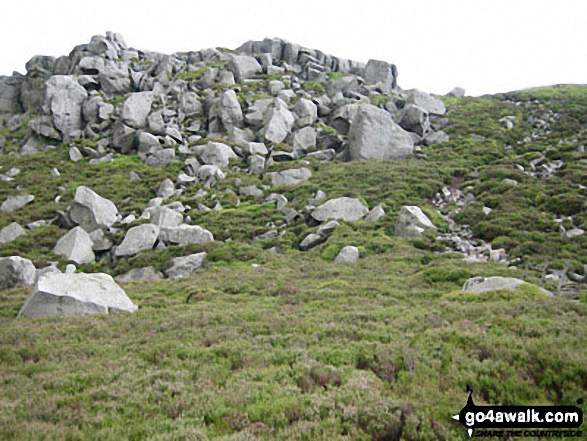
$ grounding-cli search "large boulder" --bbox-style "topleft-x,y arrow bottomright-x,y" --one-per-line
463,276 -> 553,296
121,92 -> 153,128
394,206 -> 436,238
0,256 -> 36,290
18,272 -> 138,317
294,98 -> 318,127
228,55 -> 262,81
68,186 -> 118,232
347,104 -> 414,160
363,59 -> 397,92
399,104 -> 430,137
165,252 -> 207,279
53,226 -> 95,264
209,89 -> 243,132
311,197 -> 369,222
270,168 -> 312,187
159,225 -> 214,245
115,224 -> 159,257
0,222 -> 27,244
194,142 -> 238,168
149,207 -> 183,228
44,75 -> 87,139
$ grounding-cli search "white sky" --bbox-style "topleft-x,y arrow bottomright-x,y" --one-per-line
1,0 -> 585,96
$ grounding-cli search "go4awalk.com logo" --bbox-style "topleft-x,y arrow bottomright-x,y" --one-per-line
452,387 -> 584,438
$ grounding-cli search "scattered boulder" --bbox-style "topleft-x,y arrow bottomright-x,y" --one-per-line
334,246 -> 360,263
270,167 -> 312,186
18,272 -> 138,317
365,205 -> 385,222
1,195 -> 34,213
53,226 -> 95,264
121,92 -> 153,128
299,233 -> 327,251
394,206 -> 437,238
115,224 -> 159,257
311,197 -> 369,222
347,104 -> 414,160
165,252 -> 207,279
0,256 -> 36,290
463,276 -> 553,296
115,267 -> 164,284
195,142 -> 238,168
363,59 -> 397,92
159,225 -> 214,245
68,186 -> 118,232
0,222 -> 27,244
404,89 -> 446,116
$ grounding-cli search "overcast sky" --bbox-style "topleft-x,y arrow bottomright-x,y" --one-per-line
1,0 -> 585,96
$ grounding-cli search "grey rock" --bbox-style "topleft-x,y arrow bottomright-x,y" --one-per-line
331,104 -> 360,135
228,55 -> 262,81
399,104 -> 430,137
68,186 -> 118,232
53,226 -> 95,264
269,80 -> 285,96
1,195 -> 34,213
239,185 -> 264,198
299,233 -> 327,251
209,90 -> 243,132
179,91 -> 202,117
99,60 -> 131,95
121,92 -> 153,128
405,89 -> 446,116
19,272 -> 138,317
115,224 -> 159,257
89,229 -> 113,251
291,126 -> 316,155
247,154 -> 266,174
44,75 -> 87,139
307,149 -> 335,161
157,178 -> 176,199
334,246 -> 360,263
348,104 -> 414,160
112,122 -> 136,153
129,171 -> 141,181
0,222 -> 27,244
266,193 -> 288,211
35,265 -> 62,283
502,178 -> 518,186
263,98 -> 295,143
0,75 -> 23,113
149,207 -> 183,228
311,197 -> 369,222
394,206 -> 437,238
365,205 -> 385,222
147,110 -> 166,135
423,131 -> 449,146
294,98 -> 318,127
65,264 -> 77,274
270,167 -> 312,186
198,165 -> 226,183
138,132 -> 161,155
463,276 -> 553,296
0,256 -> 36,290
363,59 -> 397,92
446,87 -> 466,97
159,225 -> 214,245
316,220 -> 340,237
115,267 -> 164,284
68,146 -> 83,162
242,142 -> 269,156
245,98 -> 272,125
194,142 -> 237,168
165,252 -> 207,279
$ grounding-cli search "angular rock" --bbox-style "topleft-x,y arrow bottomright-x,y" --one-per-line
1,195 -> 34,213
463,276 -> 553,296
19,272 -> 138,317
0,256 -> 36,290
159,225 -> 214,245
165,252 -> 207,279
311,197 -> 369,222
44,75 -> 87,139
121,92 -> 153,128
263,98 -> 295,143
239,185 -> 264,198
291,126 -> 316,155
194,142 -> 237,168
115,224 -> 159,257
399,104 -> 430,137
68,186 -> 118,232
115,266 -> 164,284
0,222 -> 27,244
363,59 -> 397,92
69,146 -> 83,162
348,104 -> 414,160
228,55 -> 262,81
247,154 -> 266,174
157,178 -> 176,199
0,75 -> 23,113
112,122 -> 136,153
365,205 -> 385,222
209,89 -> 243,132
89,229 -> 113,251
394,206 -> 436,238
270,167 -> 311,186
299,233 -> 327,251
242,142 -> 269,156
423,131 -> 449,146
405,89 -> 446,116
179,91 -> 202,117
149,206 -> 184,228
199,165 -> 226,183
334,246 -> 360,263
316,220 -> 340,237
53,226 -> 95,264
294,98 -> 318,127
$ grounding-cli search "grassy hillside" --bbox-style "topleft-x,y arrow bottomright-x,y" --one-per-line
1,85 -> 586,440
